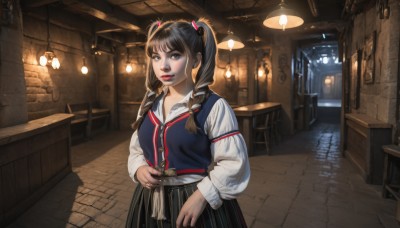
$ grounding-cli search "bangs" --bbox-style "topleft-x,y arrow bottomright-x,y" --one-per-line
146,29 -> 187,56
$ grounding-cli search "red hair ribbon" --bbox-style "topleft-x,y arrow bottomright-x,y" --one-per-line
191,20 -> 199,31
157,21 -> 161,27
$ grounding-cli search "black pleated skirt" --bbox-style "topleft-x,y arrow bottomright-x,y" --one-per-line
126,182 -> 247,228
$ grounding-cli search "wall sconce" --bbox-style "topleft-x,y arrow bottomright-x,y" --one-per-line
224,54 -> 234,79
91,35 -> 102,56
81,57 -> 88,75
39,6 -> 60,69
125,48 -> 133,73
126,62 -> 133,73
263,0 -> 304,31
258,61 -> 269,77
377,0 -> 390,19
225,65 -> 232,79
258,67 -> 264,77
39,51 -> 60,69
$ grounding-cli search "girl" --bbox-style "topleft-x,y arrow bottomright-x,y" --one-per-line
127,18 -> 250,228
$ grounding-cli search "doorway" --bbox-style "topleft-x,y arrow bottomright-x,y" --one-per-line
299,40 -> 342,124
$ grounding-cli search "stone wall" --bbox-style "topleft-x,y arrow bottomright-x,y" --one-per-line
0,0 -> 28,128
271,35 -> 294,135
348,0 -> 399,139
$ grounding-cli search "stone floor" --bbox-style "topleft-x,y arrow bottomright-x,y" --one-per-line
6,122 -> 400,228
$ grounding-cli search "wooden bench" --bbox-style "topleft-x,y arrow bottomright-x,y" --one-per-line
66,103 -> 110,141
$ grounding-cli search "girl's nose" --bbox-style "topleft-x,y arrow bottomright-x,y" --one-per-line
160,59 -> 170,71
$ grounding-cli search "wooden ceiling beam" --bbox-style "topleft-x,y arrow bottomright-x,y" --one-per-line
95,22 -> 126,34
22,0 -> 59,8
23,6 -> 92,36
65,0 -> 144,33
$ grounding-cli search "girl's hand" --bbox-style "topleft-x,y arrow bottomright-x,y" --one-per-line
176,190 -> 207,227
136,165 -> 162,189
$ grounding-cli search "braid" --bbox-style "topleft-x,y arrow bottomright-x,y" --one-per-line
185,18 -> 217,133
131,89 -> 157,131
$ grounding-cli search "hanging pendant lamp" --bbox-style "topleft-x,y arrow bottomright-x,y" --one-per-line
217,30 -> 245,51
263,0 -> 304,31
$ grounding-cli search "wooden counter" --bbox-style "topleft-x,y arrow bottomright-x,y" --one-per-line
344,113 -> 392,184
0,114 -> 74,227
234,102 -> 281,155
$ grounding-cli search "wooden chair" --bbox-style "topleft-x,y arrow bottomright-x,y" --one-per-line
253,112 -> 272,155
382,145 -> 400,221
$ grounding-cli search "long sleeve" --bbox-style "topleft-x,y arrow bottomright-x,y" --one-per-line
127,130 -> 148,183
197,98 -> 250,209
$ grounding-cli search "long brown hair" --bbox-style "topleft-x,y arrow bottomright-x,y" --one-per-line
132,18 -> 218,133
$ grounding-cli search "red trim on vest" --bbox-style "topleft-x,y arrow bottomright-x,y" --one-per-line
211,131 -> 240,143
146,159 -> 154,167
149,111 -> 160,165
148,111 -> 160,125
176,169 -> 206,175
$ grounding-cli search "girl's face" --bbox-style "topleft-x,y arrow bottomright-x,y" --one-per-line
151,49 -> 194,89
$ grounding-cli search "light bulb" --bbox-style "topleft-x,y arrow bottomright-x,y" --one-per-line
228,39 -> 234,51
52,57 -> 60,69
225,68 -> 232,78
39,55 -> 47,66
126,63 -> 133,73
279,14 -> 288,31
81,66 -> 88,75
322,57 -> 329,64
258,68 -> 264,77
325,78 -> 332,85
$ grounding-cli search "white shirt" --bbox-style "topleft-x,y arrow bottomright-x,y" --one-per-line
127,90 -> 250,209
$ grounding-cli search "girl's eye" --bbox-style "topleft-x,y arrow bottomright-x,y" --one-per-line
152,55 -> 160,61
171,53 -> 181,60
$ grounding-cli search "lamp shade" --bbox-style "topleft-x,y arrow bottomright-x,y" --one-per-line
263,1 -> 304,30
217,32 -> 244,51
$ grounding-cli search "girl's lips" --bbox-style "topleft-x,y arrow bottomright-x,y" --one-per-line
161,75 -> 174,80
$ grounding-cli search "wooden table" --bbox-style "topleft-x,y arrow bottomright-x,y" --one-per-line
233,102 -> 281,156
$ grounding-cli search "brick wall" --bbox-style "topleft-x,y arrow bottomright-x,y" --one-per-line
22,15 -> 97,121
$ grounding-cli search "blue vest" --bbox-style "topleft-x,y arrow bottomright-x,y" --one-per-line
138,93 -> 221,176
